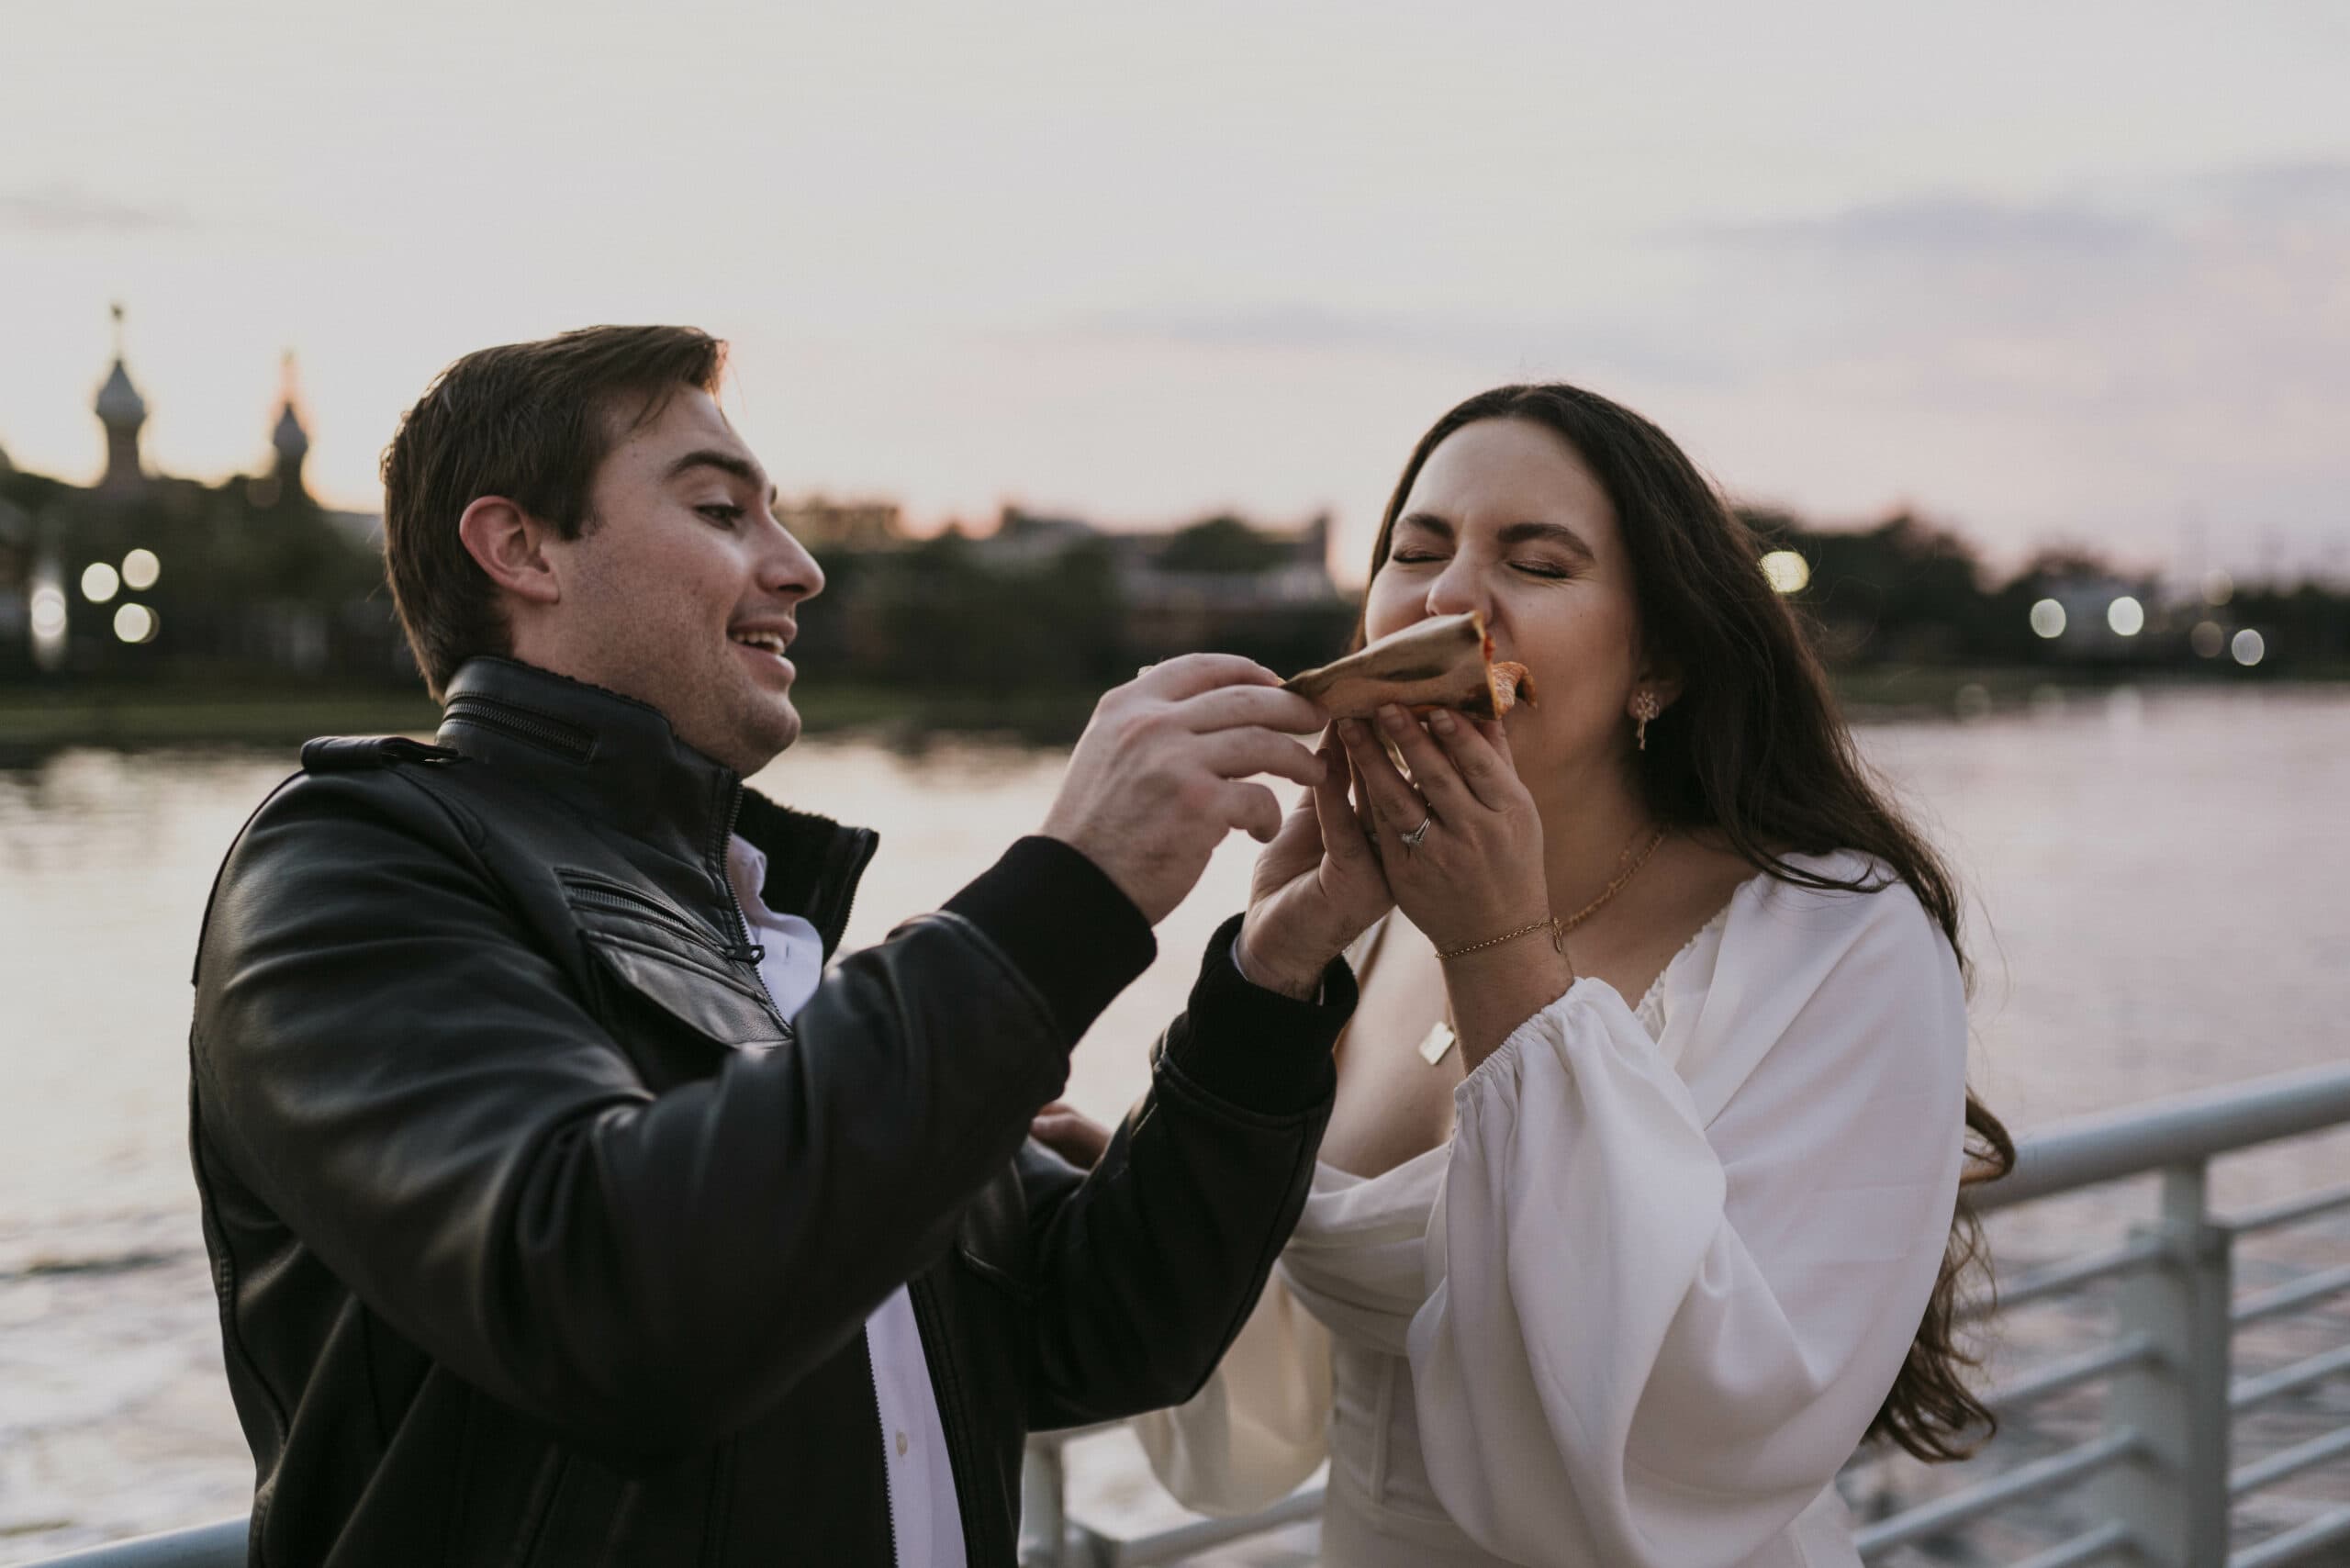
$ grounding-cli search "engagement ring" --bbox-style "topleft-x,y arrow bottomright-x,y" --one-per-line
1401,813 -> 1434,851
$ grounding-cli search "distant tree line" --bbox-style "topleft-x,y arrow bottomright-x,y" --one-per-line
0,466 -> 400,686
1744,510 -> 2348,674
6,472 -> 2345,693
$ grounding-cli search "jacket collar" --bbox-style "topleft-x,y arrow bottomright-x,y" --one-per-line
434,657 -> 879,953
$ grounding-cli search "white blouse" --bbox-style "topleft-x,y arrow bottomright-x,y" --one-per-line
1139,853 -> 1970,1568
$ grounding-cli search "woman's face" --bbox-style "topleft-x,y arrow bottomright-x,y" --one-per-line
1361,417 -> 1648,790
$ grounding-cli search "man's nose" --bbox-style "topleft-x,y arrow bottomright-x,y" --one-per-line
764,522 -> 826,603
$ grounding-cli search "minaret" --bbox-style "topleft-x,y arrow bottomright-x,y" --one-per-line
94,303 -> 149,494
271,350 -> 311,501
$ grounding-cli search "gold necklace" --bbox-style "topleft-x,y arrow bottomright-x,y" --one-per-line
1555,824 -> 1668,939
1418,824 -> 1668,1065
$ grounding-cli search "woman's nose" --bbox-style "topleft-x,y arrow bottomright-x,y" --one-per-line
1425,559 -> 1487,622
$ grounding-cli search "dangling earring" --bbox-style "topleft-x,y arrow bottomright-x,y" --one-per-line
1631,689 -> 1661,752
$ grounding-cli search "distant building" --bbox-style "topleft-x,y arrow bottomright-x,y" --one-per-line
967,504 -> 1339,607
956,502 -> 1348,665
93,306 -> 149,495
0,310 -> 394,680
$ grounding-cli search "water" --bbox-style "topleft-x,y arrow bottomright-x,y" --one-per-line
2,687 -> 2347,1560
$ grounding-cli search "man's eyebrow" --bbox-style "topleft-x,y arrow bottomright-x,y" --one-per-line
664,449 -> 778,502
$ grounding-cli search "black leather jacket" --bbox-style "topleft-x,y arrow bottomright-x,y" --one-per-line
189,657 -> 1352,1567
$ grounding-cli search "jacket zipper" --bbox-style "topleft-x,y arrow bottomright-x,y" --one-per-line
709,775 -> 753,949
442,697 -> 596,763
908,1274 -> 990,1566
706,775 -> 792,1035
561,881 -> 764,964
866,1338 -> 902,1567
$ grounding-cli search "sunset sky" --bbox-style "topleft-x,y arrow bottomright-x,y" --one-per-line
5,0 -> 2346,580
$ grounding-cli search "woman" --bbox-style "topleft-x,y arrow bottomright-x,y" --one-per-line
1069,383 -> 2011,1566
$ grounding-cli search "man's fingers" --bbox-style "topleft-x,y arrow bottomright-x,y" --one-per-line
1171,682 -> 1326,736
1314,734 -> 1376,868
1219,781 -> 1286,844
1337,718 -> 1427,831
1130,652 -> 1284,702
1197,728 -> 1327,790
1349,747 -> 1381,854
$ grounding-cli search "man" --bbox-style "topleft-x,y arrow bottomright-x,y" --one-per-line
189,325 -> 1366,1565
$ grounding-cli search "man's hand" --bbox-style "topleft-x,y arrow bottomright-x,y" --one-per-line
1030,1101 -> 1113,1170
1042,655 -> 1327,925
1235,730 -> 1393,998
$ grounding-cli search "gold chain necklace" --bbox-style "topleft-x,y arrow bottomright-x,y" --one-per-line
1556,823 -> 1668,938
1418,824 -> 1668,1064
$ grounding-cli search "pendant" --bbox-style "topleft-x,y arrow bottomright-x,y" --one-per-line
1417,1021 -> 1457,1067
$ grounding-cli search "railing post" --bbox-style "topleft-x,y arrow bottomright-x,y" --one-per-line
2088,1160 -> 2233,1566
1019,1435 -> 1070,1568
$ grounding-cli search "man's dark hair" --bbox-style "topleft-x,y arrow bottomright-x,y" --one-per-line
381,325 -> 729,698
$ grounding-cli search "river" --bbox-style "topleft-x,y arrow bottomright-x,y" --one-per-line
2,685 -> 2346,1559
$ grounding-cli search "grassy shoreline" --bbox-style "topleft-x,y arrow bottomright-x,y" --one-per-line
0,668 -> 2332,758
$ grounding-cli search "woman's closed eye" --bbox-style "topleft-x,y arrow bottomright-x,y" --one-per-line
1389,548 -> 1572,580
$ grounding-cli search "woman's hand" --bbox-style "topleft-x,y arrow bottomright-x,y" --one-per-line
1337,706 -> 1549,951
1236,731 -> 1393,999
1339,706 -> 1571,1065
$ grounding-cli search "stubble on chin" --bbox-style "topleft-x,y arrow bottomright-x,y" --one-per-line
684,662 -> 802,778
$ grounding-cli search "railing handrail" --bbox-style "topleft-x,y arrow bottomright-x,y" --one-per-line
1976,1060 -> 2350,1211
35,1062 -> 2350,1568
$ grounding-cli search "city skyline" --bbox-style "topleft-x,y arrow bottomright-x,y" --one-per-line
5,2 -> 2348,580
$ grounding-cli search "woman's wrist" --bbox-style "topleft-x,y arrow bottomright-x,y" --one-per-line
1440,937 -> 1576,1070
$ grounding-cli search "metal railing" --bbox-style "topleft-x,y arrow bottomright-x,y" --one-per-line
29,1064 -> 2350,1568
1022,1061 -> 2350,1567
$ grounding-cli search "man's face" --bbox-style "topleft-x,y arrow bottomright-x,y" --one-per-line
529,386 -> 823,774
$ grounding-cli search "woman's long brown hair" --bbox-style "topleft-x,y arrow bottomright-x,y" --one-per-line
1362,383 -> 2016,1462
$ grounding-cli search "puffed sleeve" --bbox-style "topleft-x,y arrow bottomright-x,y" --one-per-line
1407,879 -> 1969,1567
1135,1265 -> 1334,1514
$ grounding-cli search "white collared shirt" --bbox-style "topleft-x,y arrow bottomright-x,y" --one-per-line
727,835 -> 968,1568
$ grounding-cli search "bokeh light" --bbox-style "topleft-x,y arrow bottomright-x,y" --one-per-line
2232,629 -> 2266,666
2030,599 -> 2066,639
113,603 -> 159,644
81,562 -> 121,603
29,585 -> 69,638
2107,596 -> 2144,636
2190,621 -> 2225,658
2203,570 -> 2234,607
1759,550 -> 1810,595
122,548 -> 162,591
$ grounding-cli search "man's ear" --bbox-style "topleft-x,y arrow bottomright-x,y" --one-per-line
456,497 -> 563,607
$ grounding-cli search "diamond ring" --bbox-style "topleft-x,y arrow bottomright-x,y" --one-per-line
1401,813 -> 1434,851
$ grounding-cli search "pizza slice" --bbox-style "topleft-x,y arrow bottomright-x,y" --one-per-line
1281,610 -> 1535,721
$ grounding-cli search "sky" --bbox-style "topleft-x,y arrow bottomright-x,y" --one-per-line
4,0 -> 2347,582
